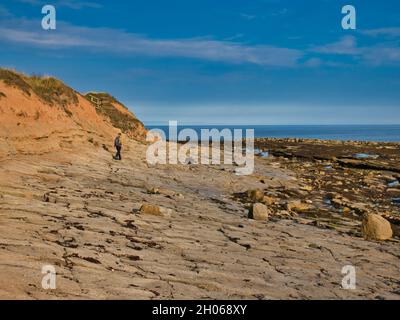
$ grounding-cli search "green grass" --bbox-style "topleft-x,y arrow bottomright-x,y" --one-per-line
0,69 -> 31,96
25,75 -> 78,107
0,68 -> 78,110
85,92 -> 143,133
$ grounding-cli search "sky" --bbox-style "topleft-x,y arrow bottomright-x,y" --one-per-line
0,0 -> 399,125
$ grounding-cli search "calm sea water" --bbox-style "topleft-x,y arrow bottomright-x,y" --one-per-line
145,125 -> 400,142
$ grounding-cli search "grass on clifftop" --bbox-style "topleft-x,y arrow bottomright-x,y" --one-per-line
25,76 -> 78,107
0,68 -> 78,108
85,92 -> 143,134
0,69 -> 31,96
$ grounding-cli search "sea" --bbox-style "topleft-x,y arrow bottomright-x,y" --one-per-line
144,124 -> 400,143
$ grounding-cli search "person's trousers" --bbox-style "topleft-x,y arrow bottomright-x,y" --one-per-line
115,146 -> 122,160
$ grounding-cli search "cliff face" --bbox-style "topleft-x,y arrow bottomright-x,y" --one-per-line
0,69 -> 146,156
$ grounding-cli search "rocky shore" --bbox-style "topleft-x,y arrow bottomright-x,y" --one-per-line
0,137 -> 399,299
252,138 -> 400,239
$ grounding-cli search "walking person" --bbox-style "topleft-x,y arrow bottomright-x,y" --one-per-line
114,133 -> 122,160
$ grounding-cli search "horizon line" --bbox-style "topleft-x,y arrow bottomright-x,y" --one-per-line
143,123 -> 400,126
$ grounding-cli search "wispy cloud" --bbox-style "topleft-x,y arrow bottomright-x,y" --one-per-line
360,28 -> 400,38
311,36 -> 400,66
240,13 -> 256,20
313,36 -> 359,55
269,8 -> 289,17
362,46 -> 400,66
0,20 -> 303,67
303,58 -> 322,68
1,14 -> 399,68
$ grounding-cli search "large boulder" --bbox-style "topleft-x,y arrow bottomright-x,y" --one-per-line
249,203 -> 269,221
361,214 -> 393,241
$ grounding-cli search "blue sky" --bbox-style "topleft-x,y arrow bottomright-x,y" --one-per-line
0,0 -> 399,124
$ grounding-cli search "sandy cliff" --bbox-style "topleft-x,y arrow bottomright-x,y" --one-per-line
0,69 -> 146,157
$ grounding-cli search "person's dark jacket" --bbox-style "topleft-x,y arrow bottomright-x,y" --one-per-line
114,136 -> 122,148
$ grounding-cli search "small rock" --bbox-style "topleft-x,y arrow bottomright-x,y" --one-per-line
286,200 -> 310,213
246,189 -> 264,202
139,204 -> 171,217
361,214 -> 393,241
261,195 -> 276,206
386,188 -> 400,197
343,207 -> 351,215
43,193 -> 56,204
275,210 -> 291,217
147,187 -> 160,194
248,203 -> 269,221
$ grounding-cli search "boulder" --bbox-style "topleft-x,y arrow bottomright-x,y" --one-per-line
248,203 -> 269,221
361,214 -> 393,241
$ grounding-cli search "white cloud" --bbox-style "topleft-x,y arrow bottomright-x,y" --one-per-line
361,28 -> 400,38
0,20 -> 303,67
312,36 -> 359,55
303,58 -> 322,67
269,8 -> 289,17
1,15 -> 399,68
311,36 -> 400,66
240,13 -> 256,20
362,46 -> 400,66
